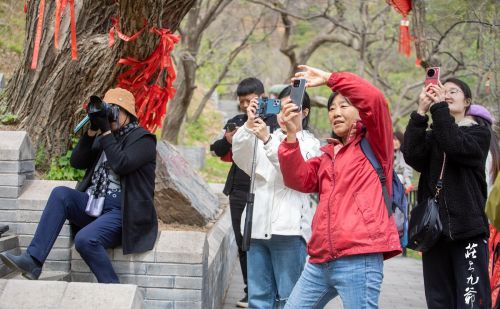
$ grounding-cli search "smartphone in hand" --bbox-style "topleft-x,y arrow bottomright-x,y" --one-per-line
290,78 -> 306,111
424,67 -> 440,86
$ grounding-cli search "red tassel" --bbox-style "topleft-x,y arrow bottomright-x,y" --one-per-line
415,58 -> 422,67
116,28 -> 180,132
24,1 -> 28,13
69,0 -> 77,60
399,18 -> 411,57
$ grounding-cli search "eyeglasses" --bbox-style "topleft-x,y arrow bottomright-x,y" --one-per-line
445,88 -> 463,96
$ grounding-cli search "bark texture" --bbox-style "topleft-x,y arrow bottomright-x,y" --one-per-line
2,0 -> 195,157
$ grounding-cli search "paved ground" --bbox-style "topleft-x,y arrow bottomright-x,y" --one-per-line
223,256 -> 426,309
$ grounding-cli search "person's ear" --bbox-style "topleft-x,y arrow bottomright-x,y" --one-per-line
302,108 -> 310,117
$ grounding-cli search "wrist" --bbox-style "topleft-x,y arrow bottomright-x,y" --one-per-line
417,109 -> 427,116
263,135 -> 272,145
286,133 -> 297,143
87,129 -> 98,137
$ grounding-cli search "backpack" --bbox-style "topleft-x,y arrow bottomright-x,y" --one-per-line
360,138 -> 409,247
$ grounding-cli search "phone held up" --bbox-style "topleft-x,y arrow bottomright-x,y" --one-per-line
256,98 -> 281,118
424,67 -> 440,86
290,78 -> 306,111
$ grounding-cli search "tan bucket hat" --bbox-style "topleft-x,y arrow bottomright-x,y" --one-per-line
103,87 -> 137,118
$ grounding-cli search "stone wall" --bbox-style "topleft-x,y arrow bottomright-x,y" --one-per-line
0,131 -> 237,308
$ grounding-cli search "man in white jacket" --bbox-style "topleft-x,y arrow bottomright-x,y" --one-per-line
232,86 -> 321,308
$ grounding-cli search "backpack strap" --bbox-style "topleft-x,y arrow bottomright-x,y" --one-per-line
360,137 -> 392,217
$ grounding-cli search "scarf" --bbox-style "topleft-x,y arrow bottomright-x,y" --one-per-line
84,121 -> 138,217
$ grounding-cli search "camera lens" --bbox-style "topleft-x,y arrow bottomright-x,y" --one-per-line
427,69 -> 435,77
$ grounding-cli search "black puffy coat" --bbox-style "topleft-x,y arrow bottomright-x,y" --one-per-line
403,102 -> 490,241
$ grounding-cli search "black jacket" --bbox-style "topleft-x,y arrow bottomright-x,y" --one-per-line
403,102 -> 490,241
210,114 -> 278,196
70,127 -> 158,254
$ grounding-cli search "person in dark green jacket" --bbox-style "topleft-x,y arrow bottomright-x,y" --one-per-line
0,88 -> 157,283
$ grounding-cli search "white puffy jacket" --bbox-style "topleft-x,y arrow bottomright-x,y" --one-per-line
232,125 -> 321,241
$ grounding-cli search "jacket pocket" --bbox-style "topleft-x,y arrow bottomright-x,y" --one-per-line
353,192 -> 383,241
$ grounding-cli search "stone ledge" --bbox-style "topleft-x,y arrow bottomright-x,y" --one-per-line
0,131 -> 34,161
0,280 -> 144,309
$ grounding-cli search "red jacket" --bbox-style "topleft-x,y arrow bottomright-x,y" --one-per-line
278,72 -> 401,263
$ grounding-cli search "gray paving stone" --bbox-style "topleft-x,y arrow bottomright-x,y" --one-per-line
119,275 -> 175,288
146,263 -> 203,277
0,279 -> 67,309
0,161 -> 34,174
174,276 -> 203,290
145,287 -> 201,301
0,186 -> 22,199
155,231 -> 206,264
174,301 -> 202,309
60,282 -> 144,309
42,260 -> 70,272
18,235 -> 71,249
0,174 -> 25,187
0,235 -> 18,252
0,131 -> 34,161
144,300 -> 174,309
0,198 -> 17,210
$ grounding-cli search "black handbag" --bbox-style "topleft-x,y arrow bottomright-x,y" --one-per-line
407,154 -> 446,253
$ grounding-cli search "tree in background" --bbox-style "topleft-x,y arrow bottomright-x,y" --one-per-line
0,0 -> 195,159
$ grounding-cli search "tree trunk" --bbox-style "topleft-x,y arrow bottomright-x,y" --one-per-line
1,0 -> 195,158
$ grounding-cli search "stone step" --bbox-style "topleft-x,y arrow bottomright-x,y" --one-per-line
3,270 -> 70,281
16,180 -> 77,210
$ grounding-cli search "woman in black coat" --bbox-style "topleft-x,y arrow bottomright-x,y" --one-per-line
403,78 -> 491,308
0,88 -> 157,283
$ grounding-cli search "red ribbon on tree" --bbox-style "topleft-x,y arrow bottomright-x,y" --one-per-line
387,0 -> 412,57
116,28 -> 180,132
108,17 -> 148,47
30,0 -> 77,69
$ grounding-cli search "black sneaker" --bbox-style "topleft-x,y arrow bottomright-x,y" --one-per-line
236,294 -> 248,308
0,252 -> 41,280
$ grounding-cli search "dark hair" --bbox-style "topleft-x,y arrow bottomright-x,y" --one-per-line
327,92 -> 353,110
278,85 -> 311,130
394,131 -> 404,145
473,116 -> 500,183
442,77 -> 472,113
236,77 -> 264,97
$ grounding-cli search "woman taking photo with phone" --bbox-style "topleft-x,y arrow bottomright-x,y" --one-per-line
231,87 -> 320,308
278,65 -> 401,308
403,79 -> 491,308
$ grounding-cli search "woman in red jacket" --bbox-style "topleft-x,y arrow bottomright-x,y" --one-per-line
278,65 -> 401,308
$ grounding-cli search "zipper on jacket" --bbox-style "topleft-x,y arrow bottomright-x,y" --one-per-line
326,153 -> 337,259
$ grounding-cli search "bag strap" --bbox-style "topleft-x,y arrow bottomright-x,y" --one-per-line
434,153 -> 447,200
360,137 -> 392,217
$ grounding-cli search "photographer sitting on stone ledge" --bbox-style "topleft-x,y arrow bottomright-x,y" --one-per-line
0,88 -> 157,283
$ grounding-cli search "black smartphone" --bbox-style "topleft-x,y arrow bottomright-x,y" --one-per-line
290,78 -> 306,111
226,122 -> 237,132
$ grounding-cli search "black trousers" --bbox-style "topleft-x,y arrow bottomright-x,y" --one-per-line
423,236 -> 491,309
229,189 -> 248,294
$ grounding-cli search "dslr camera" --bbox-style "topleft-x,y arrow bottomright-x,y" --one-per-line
87,95 -> 120,122
256,98 -> 281,118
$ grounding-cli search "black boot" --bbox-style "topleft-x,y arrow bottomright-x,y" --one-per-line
0,224 -> 9,238
0,252 -> 41,280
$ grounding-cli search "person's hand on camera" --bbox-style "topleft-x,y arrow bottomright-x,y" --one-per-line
417,85 -> 433,116
224,128 -> 238,144
426,82 -> 446,104
88,112 -> 111,134
281,99 -> 301,142
252,118 -> 270,142
293,65 -> 331,88
245,97 -> 259,129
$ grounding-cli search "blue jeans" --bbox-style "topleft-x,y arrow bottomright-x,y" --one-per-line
248,235 -> 307,308
27,186 -> 122,283
285,253 -> 384,309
